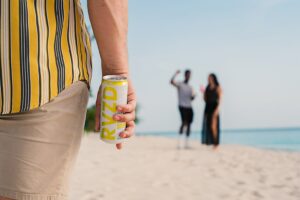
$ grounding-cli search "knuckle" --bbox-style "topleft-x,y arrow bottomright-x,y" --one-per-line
130,103 -> 135,110
126,105 -> 132,112
128,120 -> 135,126
130,116 -> 135,122
120,115 -> 126,122
127,130 -> 133,137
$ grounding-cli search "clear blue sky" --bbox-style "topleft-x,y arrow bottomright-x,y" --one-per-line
82,0 -> 300,132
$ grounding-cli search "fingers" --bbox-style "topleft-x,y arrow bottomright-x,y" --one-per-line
114,99 -> 136,122
116,103 -> 134,113
113,112 -> 135,122
106,80 -> 136,150
116,143 -> 122,150
122,95 -> 136,114
115,120 -> 135,150
119,121 -> 135,138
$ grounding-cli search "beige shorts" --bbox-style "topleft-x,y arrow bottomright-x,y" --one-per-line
0,81 -> 89,200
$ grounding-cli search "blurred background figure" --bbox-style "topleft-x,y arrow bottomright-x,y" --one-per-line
202,74 -> 222,148
170,70 -> 195,149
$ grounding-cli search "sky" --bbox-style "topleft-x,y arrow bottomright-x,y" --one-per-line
81,0 -> 300,132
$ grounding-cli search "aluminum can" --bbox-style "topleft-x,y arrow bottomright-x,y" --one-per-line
100,75 -> 128,144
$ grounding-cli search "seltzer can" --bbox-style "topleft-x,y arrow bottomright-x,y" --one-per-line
100,75 -> 128,144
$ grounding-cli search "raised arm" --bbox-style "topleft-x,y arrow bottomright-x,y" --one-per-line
88,0 -> 136,150
170,70 -> 180,87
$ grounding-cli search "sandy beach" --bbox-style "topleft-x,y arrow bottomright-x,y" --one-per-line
70,134 -> 300,200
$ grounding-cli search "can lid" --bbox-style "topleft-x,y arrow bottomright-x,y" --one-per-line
103,75 -> 127,81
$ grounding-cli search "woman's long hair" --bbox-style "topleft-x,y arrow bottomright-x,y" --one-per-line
205,73 -> 220,94
209,73 -> 219,87
204,73 -> 220,102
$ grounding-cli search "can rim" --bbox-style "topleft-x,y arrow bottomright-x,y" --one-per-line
103,75 -> 127,81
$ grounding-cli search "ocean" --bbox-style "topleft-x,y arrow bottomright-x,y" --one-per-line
138,128 -> 300,151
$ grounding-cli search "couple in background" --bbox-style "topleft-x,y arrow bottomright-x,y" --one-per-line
170,70 -> 222,149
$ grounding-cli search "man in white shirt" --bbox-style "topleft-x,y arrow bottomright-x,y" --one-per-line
170,70 -> 195,149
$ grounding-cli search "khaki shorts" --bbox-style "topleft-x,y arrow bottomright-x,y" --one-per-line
0,81 -> 89,200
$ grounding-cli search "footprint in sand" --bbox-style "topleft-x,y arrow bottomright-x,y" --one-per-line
285,176 -> 293,181
272,184 -> 284,189
82,190 -> 105,200
95,194 -> 105,199
219,194 -> 230,199
259,175 -> 266,184
208,168 -> 217,178
252,191 -> 264,199
236,181 -> 245,185
92,161 -> 99,165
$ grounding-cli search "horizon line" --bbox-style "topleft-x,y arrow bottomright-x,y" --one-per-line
138,126 -> 300,134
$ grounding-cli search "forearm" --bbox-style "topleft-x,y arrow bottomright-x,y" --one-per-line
170,73 -> 178,83
88,0 -> 128,76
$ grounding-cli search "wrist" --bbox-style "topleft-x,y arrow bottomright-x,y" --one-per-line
101,62 -> 129,77
102,69 -> 129,78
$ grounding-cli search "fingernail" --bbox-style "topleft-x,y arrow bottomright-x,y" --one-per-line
114,115 -> 120,120
117,106 -> 122,112
119,132 -> 127,138
116,144 -> 122,150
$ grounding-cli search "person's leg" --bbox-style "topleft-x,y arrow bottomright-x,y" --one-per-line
177,107 -> 185,149
184,122 -> 191,148
211,114 -> 219,148
186,123 -> 191,137
177,123 -> 185,149
178,107 -> 185,134
184,108 -> 193,148
211,117 -> 217,139
179,123 -> 184,134
202,114 -> 207,144
205,114 -> 213,145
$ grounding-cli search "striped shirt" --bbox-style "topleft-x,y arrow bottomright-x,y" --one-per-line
0,0 -> 92,115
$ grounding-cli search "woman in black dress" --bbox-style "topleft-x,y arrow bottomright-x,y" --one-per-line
202,74 -> 222,147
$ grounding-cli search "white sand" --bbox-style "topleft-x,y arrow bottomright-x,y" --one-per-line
70,134 -> 300,200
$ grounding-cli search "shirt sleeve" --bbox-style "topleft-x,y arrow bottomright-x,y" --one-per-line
175,82 -> 182,89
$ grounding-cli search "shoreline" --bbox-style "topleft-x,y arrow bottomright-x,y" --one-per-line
86,131 -> 300,152
135,129 -> 300,152
136,134 -> 300,153
70,134 -> 300,200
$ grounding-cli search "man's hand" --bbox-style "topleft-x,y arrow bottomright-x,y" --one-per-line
94,79 -> 136,150
89,0 -> 134,150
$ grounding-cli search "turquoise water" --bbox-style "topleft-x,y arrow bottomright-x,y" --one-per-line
138,128 -> 300,151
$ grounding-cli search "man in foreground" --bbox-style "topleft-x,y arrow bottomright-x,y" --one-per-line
0,0 -> 135,199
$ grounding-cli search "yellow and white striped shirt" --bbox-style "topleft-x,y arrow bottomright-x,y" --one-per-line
0,0 -> 92,115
